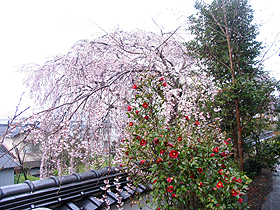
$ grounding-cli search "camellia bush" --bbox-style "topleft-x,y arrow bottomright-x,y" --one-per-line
121,73 -> 251,210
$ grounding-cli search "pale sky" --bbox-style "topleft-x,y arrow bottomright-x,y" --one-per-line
0,0 -> 279,119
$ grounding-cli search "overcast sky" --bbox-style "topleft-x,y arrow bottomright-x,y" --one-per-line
0,0 -> 279,119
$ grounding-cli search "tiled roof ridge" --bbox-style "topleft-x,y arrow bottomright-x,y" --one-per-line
0,166 -> 148,210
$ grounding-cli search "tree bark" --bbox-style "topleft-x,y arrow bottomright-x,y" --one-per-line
235,98 -> 243,171
232,123 -> 239,162
15,148 -> 28,181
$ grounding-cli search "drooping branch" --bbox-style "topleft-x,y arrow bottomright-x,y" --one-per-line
19,29 -> 192,178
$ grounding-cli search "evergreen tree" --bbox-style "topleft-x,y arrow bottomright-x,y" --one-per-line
186,0 -> 279,170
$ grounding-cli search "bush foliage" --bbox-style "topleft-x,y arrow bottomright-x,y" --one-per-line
121,74 -> 251,210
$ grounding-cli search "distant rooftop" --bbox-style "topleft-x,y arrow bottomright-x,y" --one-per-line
0,119 -> 8,124
0,144 -> 20,170
0,119 -> 39,138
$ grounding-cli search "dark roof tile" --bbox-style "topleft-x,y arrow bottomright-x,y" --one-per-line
32,178 -> 57,191
0,167 -> 148,210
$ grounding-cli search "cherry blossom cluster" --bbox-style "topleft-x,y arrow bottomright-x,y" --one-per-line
20,29 -> 194,177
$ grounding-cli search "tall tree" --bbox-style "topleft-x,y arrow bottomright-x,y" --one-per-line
186,0 -> 279,170
20,29 -> 198,178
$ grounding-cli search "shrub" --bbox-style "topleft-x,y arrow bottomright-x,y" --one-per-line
121,74 -> 251,210
243,158 -> 264,178
244,135 -> 280,178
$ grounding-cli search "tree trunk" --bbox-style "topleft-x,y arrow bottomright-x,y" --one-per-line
232,123 -> 239,162
235,99 -> 243,171
224,3 -> 244,170
15,148 -> 28,181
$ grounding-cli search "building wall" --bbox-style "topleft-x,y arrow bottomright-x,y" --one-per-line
0,169 -> 14,187
4,134 -> 42,163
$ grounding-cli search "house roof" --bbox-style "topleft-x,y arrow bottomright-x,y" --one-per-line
0,166 -> 149,210
0,123 -> 25,138
0,144 -> 20,170
0,120 -> 40,139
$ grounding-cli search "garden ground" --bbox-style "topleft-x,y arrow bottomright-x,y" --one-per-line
247,169 -> 273,209
248,163 -> 280,210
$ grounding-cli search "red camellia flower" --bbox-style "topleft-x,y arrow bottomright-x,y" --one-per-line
140,139 -> 146,146
216,181 -> 224,188
144,115 -> 149,120
190,172 -> 195,178
167,177 -> 173,183
140,160 -> 145,165
168,143 -> 174,147
160,149 -> 165,154
232,177 -> 236,182
154,138 -> 159,145
210,153 -> 215,157
142,102 -> 148,109
169,150 -> 179,158
127,106 -> 132,111
197,167 -> 203,173
129,122 -> 134,126
167,185 -> 173,193
221,164 -> 226,168
220,152 -> 227,157
135,110 -> 139,114
212,147 -> 219,153
177,136 -> 183,142
231,189 -> 238,196
171,193 -> 176,198
238,198 -> 243,204
119,164 -> 123,167
136,136 -> 140,140
124,152 -> 129,156
194,121 -> 199,125
132,84 -> 137,89
162,82 -> 167,87
157,158 -> 163,163
236,178 -> 242,183
218,169 -> 223,175
224,140 -> 230,145
199,182 -> 203,187
159,77 -> 164,81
